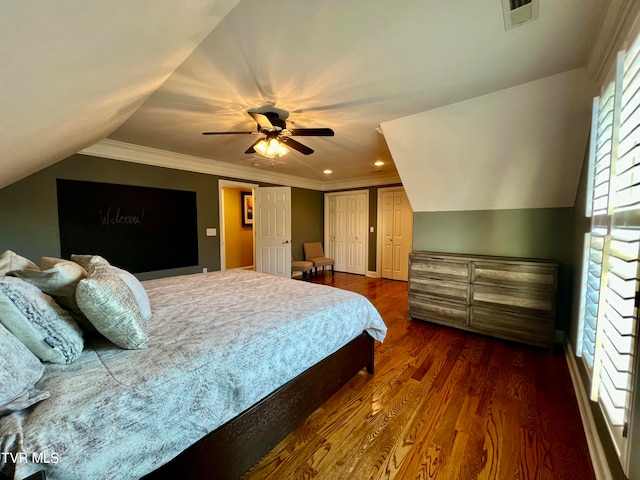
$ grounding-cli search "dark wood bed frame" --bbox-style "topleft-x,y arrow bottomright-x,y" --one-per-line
11,332 -> 373,480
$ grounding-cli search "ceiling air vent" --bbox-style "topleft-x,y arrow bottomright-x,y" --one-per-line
502,0 -> 539,30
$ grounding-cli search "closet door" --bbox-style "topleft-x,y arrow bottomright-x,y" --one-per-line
381,191 -> 395,279
325,191 -> 368,275
381,189 -> 413,281
327,196 -> 339,269
331,195 -> 347,271
346,193 -> 367,275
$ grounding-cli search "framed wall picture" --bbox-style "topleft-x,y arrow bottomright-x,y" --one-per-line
241,191 -> 253,227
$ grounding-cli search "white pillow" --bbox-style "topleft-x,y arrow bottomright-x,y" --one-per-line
0,250 -> 39,275
0,277 -> 84,364
113,267 -> 152,321
0,323 -> 49,416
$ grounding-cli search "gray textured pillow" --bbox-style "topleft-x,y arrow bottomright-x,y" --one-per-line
0,277 -> 84,364
0,322 -> 49,416
76,264 -> 148,349
8,260 -> 94,332
0,250 -> 39,275
70,254 -> 110,272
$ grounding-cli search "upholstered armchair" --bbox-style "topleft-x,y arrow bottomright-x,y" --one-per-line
291,258 -> 314,279
303,242 -> 334,276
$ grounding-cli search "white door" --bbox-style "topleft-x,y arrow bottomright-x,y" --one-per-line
328,195 -> 347,272
346,193 -> 367,275
255,186 -> 291,277
381,191 -> 395,279
381,189 -> 413,281
325,191 -> 368,275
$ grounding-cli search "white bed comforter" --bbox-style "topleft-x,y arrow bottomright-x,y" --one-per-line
0,270 -> 386,480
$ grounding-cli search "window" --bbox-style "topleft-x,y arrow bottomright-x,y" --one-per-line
577,31 -> 640,472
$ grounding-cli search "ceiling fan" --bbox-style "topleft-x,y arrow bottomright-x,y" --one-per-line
202,111 -> 334,158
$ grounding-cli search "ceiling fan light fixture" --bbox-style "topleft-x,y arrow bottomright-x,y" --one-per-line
254,138 -> 288,159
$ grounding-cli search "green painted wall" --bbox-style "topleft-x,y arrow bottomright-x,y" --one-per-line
0,154 -> 221,280
412,208 -> 574,263
0,154 -> 324,280
291,187 -> 324,261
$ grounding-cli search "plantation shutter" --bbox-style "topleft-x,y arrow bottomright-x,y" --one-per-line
578,83 -> 616,368
578,33 -> 640,469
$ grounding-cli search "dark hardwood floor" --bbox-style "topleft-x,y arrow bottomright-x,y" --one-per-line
245,273 -> 594,479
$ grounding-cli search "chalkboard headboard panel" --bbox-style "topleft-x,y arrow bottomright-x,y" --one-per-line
57,179 -> 199,273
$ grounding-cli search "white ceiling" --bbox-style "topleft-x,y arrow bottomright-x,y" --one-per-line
0,0 -> 239,189
0,1 -> 617,196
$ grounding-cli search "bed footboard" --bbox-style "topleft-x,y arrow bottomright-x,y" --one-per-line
144,331 -> 374,480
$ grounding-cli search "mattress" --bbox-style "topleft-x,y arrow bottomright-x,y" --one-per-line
0,270 -> 387,480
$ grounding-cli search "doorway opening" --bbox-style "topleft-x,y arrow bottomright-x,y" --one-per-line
218,179 -> 257,271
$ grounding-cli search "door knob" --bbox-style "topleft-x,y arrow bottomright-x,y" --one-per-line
282,240 -> 290,244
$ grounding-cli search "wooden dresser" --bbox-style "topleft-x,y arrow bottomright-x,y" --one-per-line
408,251 -> 558,348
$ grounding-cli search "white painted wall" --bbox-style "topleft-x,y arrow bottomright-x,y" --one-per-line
381,68 -> 595,212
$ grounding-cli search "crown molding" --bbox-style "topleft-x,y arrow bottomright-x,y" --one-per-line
319,172 -> 402,191
80,139 -> 401,192
586,0 -> 640,88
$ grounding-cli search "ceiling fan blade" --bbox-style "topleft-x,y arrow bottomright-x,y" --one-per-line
248,111 -> 274,130
244,138 -> 263,154
288,128 -> 334,137
281,137 -> 314,155
202,131 -> 254,135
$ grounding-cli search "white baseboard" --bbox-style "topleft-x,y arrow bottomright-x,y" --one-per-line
565,342 -> 613,480
366,270 -> 378,278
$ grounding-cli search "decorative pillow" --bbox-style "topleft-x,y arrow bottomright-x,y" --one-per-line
8,260 -> 94,331
40,256 -> 70,270
113,267 -> 152,321
0,277 -> 84,364
0,322 -> 49,416
0,250 -> 39,275
70,254 -> 110,272
76,264 -> 148,349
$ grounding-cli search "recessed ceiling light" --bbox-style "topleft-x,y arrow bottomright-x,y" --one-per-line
323,169 -> 332,174
374,160 -> 384,167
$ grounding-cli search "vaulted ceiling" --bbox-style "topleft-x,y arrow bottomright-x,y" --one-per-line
1,1 -> 628,204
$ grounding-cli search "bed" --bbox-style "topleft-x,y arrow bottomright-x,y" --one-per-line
0,267 -> 387,480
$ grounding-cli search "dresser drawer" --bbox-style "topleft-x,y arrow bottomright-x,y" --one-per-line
409,276 -> 470,304
409,293 -> 468,327
409,251 -> 557,348
410,255 -> 470,282
471,261 -> 557,292
471,284 -> 555,317
470,306 -> 553,347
